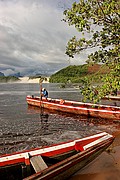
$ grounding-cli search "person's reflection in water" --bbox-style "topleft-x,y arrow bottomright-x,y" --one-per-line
40,113 -> 49,132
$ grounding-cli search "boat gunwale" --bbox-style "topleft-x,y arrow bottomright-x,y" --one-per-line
23,136 -> 114,180
26,97 -> 120,114
0,132 -> 113,167
27,95 -> 120,109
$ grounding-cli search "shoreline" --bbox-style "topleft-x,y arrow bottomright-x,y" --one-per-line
0,77 -> 49,84
70,131 -> 120,180
19,77 -> 49,83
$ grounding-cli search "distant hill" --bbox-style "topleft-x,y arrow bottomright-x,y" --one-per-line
0,76 -> 20,83
0,72 -> 5,77
9,72 -> 23,77
49,64 -> 110,83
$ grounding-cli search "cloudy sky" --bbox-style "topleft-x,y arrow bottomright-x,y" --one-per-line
0,0 -> 88,76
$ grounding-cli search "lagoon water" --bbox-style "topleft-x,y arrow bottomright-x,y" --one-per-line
0,82 -> 120,179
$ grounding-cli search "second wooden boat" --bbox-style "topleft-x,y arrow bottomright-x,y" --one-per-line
26,96 -> 120,120
102,95 -> 120,101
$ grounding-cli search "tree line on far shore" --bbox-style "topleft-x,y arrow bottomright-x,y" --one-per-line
0,76 -> 20,83
49,64 -> 109,84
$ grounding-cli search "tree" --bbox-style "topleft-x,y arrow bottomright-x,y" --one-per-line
63,0 -> 120,103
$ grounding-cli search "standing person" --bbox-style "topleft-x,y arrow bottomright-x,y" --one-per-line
42,88 -> 48,98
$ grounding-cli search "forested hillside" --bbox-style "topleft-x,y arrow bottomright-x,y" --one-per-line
0,76 -> 20,83
49,64 -> 109,83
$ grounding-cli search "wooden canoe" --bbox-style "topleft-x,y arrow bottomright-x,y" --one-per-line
26,96 -> 120,120
102,95 -> 120,101
0,132 -> 114,180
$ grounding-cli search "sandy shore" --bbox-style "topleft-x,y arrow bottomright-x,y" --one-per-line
70,131 -> 120,180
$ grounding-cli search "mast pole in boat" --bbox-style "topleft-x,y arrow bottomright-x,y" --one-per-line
39,78 -> 43,101
39,78 -> 44,114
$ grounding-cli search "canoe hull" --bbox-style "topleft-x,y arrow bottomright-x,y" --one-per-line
26,96 -> 120,120
0,132 -> 114,180
24,138 -> 113,180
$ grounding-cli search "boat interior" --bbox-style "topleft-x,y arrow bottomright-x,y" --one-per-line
0,149 -> 78,180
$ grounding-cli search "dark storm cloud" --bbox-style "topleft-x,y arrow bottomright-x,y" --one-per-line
0,0 -> 86,76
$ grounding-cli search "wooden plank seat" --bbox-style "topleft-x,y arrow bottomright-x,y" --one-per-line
30,156 -> 48,173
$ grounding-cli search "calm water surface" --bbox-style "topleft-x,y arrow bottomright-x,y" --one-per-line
0,83 -> 120,180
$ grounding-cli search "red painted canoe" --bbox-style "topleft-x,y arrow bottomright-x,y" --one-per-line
0,132 -> 114,180
26,96 -> 120,120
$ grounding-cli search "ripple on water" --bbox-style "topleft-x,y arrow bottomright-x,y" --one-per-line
1,112 -> 118,155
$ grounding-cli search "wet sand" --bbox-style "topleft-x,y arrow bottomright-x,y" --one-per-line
70,131 -> 120,180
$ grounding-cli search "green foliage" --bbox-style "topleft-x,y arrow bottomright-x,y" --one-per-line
0,76 -> 20,83
63,0 -> 120,102
50,64 -> 88,83
49,64 -> 108,84
52,65 -> 88,77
